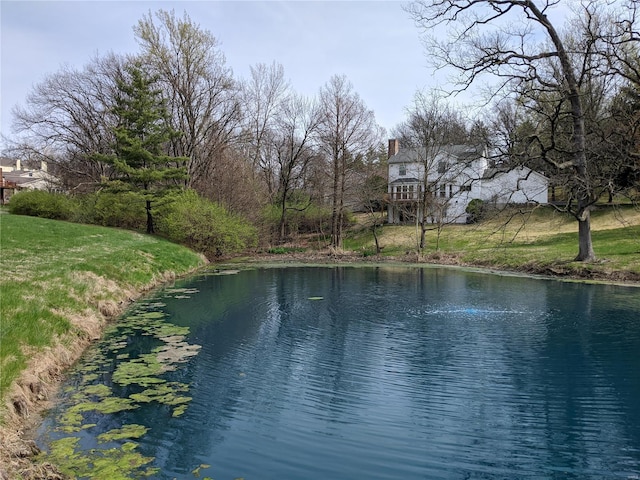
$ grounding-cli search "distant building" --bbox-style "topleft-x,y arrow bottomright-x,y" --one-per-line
386,139 -> 549,224
0,158 -> 59,204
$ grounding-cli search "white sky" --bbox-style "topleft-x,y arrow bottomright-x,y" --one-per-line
0,0 -> 449,144
1,0 -> 576,149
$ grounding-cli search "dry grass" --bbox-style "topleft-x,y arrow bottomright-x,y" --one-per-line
346,205 -> 640,280
373,205 -> 640,246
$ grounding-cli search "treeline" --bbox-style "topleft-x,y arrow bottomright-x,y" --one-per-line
8,10 -> 386,251
6,4 -> 640,261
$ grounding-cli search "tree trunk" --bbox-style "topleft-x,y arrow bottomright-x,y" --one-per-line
146,199 -> 154,234
278,195 -> 287,243
331,154 -> 347,250
372,223 -> 381,254
330,156 -> 341,249
418,187 -> 429,252
528,0 -> 595,262
575,211 -> 596,261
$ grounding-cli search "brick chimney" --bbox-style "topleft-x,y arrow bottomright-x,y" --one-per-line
388,139 -> 399,159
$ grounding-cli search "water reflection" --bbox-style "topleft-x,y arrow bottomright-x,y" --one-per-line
39,266 -> 640,479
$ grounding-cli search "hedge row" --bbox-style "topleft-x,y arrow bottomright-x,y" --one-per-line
7,189 -> 257,257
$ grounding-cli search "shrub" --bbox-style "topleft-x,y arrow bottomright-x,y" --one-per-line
157,190 -> 257,257
8,190 -> 76,220
465,198 -> 486,223
76,191 -> 147,230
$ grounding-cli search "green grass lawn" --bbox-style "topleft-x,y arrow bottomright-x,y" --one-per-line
0,214 -> 206,408
346,205 -> 640,278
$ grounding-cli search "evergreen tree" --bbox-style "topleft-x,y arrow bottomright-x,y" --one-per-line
97,62 -> 188,233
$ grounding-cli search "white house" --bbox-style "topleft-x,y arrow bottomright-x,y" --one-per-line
386,139 -> 549,224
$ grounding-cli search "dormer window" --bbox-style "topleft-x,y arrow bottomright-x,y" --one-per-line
399,165 -> 406,176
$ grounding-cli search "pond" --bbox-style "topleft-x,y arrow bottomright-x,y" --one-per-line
37,266 -> 640,479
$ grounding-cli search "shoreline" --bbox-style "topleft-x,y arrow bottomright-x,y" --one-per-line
235,251 -> 640,287
2,253 -> 638,479
0,267 -> 204,480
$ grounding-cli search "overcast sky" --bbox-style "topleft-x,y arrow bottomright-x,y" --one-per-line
1,0 -> 576,149
1,0 -> 450,145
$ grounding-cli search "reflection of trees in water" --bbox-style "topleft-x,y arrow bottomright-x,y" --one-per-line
102,267 -> 640,478
530,283 -> 640,474
396,269 -> 552,475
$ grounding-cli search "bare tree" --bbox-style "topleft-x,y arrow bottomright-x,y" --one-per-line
317,75 -> 381,249
134,9 -> 242,195
594,0 -> 640,87
11,53 -> 129,190
489,6 -> 637,205
406,0 -> 598,261
240,62 -> 290,200
393,91 -> 470,253
590,0 -> 640,201
271,94 -> 322,242
353,146 -> 388,255
208,146 -> 262,218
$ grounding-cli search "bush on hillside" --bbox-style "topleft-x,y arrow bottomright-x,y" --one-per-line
76,191 -> 147,230
157,189 -> 257,257
466,198 -> 486,224
8,190 -> 76,220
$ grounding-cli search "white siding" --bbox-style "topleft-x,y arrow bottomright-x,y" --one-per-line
480,167 -> 548,205
387,145 -> 548,225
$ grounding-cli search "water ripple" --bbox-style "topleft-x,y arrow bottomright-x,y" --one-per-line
39,267 -> 640,479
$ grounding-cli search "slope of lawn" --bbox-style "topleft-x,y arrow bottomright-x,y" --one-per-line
349,205 -> 640,279
0,213 -> 206,412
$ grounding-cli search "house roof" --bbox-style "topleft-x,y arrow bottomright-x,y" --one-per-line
388,144 -> 485,164
2,169 -> 54,188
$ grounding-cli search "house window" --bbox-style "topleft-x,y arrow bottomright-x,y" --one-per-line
459,185 -> 472,192
439,184 -> 446,198
438,161 -> 448,174
399,165 -> 407,176
449,184 -> 454,198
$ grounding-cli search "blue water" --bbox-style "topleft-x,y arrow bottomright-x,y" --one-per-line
38,266 -> 640,479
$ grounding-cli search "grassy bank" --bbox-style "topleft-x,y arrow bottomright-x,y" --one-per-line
0,214 -> 206,419
344,205 -> 640,281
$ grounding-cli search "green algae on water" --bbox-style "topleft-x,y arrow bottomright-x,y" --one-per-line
98,424 -> 149,443
43,435 -> 158,479
40,296 -> 203,478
